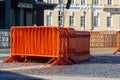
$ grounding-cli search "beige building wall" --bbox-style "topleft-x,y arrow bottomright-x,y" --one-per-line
64,11 -> 71,27
86,12 -> 92,31
99,12 -> 108,30
112,14 -> 120,28
44,0 -> 120,31
44,10 -> 59,26
100,0 -> 120,4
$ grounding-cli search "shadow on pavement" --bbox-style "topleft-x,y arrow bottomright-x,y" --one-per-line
81,55 -> 120,64
0,71 -> 47,80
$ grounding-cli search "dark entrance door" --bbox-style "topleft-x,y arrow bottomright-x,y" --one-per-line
0,7 -> 5,29
25,10 -> 33,26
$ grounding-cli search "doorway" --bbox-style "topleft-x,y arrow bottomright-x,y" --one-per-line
25,10 -> 33,26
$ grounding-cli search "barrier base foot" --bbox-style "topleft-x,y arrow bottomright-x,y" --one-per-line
69,54 -> 92,63
51,57 -> 74,66
113,49 -> 120,55
51,54 -> 92,66
3,56 -> 13,62
3,56 -> 25,63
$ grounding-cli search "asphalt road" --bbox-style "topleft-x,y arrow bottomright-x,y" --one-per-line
0,49 -> 120,80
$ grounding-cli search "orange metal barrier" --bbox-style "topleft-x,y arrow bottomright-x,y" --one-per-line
90,30 -> 118,50
113,31 -> 120,54
3,26 -> 92,65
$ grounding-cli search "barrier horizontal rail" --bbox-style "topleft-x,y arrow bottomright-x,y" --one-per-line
3,26 -> 92,65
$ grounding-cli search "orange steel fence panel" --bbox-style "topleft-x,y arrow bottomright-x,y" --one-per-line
10,27 -> 60,58
3,26 -> 92,65
113,31 -> 120,54
90,30 -> 118,50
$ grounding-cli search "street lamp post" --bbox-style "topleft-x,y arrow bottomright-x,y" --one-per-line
91,0 -> 94,31
59,0 -> 71,27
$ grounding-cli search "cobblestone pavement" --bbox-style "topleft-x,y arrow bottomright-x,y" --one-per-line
1,49 -> 120,80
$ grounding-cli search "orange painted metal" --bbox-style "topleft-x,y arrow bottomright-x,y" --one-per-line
90,30 -> 120,54
90,30 -> 118,50
113,31 -> 120,54
3,26 -> 92,65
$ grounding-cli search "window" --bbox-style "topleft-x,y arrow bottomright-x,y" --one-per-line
81,0 -> 85,5
46,13 -> 52,26
107,16 -> 112,27
58,11 -> 63,26
69,15 -> 74,27
81,16 -> 85,27
93,0 -> 99,5
107,0 -> 112,5
71,0 -> 75,4
59,0 -> 64,4
47,0 -> 52,3
94,16 -> 98,27
58,15 -> 63,26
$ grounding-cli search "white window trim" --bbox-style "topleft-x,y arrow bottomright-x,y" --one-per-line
46,11 -> 53,26
110,15 -> 113,27
98,15 -> 100,27
111,16 -> 113,27
50,12 -> 53,26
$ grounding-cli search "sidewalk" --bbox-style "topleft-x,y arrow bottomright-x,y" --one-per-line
1,49 -> 120,80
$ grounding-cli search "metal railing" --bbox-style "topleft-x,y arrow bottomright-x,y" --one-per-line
90,30 -> 118,50
0,29 -> 10,48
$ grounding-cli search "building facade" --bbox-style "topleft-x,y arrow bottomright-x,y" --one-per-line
44,0 -> 120,31
0,0 -> 56,29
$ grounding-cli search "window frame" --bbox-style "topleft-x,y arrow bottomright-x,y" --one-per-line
107,16 -> 112,27
71,0 -> 75,4
58,0 -> 64,4
69,15 -> 75,27
58,11 -> 64,26
93,0 -> 99,5
93,16 -> 99,27
46,14 -> 52,26
107,0 -> 113,5
47,0 -> 53,3
81,16 -> 85,27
